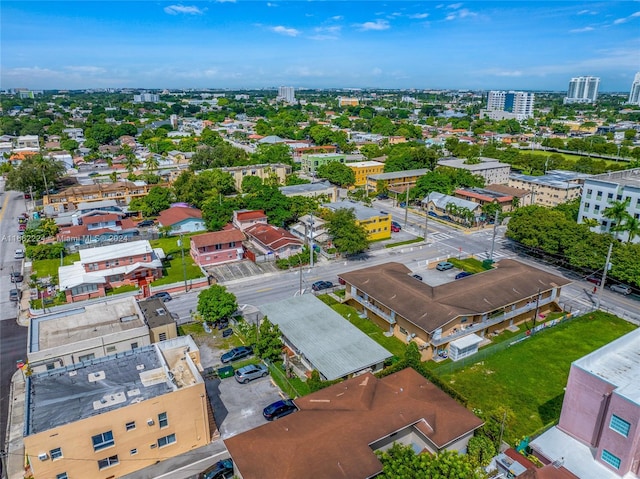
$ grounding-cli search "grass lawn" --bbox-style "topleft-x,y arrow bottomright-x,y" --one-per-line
32,253 -> 80,279
523,150 -> 628,169
384,238 -> 424,248
150,235 -> 205,286
449,257 -> 492,273
438,312 -> 636,444
317,295 -> 407,358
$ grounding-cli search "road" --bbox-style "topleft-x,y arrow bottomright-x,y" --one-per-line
0,183 -> 29,457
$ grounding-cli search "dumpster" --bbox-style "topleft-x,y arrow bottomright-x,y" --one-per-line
217,365 -> 235,379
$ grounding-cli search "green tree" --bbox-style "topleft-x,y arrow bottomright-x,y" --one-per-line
467,435 -> 496,467
144,155 -> 160,172
241,175 -> 263,194
60,138 -> 79,152
325,207 -> 370,254
603,199 -> 631,239
142,186 -> 174,216
254,317 -> 284,362
114,123 -> 138,138
201,197 -> 235,231
251,143 -> 293,165
6,154 -> 66,195
197,284 -> 238,325
316,161 -> 356,187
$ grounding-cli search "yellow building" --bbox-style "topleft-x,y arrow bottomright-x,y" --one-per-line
24,337 -> 216,479
338,97 -> 359,107
346,161 -> 385,188
323,200 -> 391,241
43,181 -> 161,212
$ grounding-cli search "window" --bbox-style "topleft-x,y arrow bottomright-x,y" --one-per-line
130,448 -> 137,455
56,473 -> 68,479
610,415 -> 631,437
50,447 -> 63,460
159,332 -> 167,341
158,412 -> 168,428
78,353 -> 95,362
607,193 -> 614,200
92,431 -> 114,451
125,421 -> 136,431
131,342 -> 138,350
98,455 -> 119,470
601,450 -> 621,469
399,326 -> 408,335
157,433 -> 176,448
106,346 -> 116,353
46,362 -> 56,371
71,284 -> 99,296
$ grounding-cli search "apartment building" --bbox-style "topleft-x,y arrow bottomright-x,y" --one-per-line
24,337 -> 215,479
277,86 -> 296,103
564,76 -> 600,104
346,160 -> 385,187
133,92 -> 159,102
508,170 -> 589,207
44,182 -> 158,212
338,97 -> 359,107
16,135 -> 40,150
219,163 -> 292,191
339,260 -> 570,361
366,168 -> 429,193
437,157 -> 511,185
323,200 -> 392,241
279,181 -> 338,202
530,327 -> 640,478
300,153 -> 346,176
27,297 -> 151,374
628,72 -> 640,105
480,91 -> 534,120
578,169 -> 640,243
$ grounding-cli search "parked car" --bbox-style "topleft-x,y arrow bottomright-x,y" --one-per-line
376,193 -> 389,200
88,172 -> 99,177
263,399 -> 298,421
338,277 -> 346,285
150,291 -> 172,302
391,224 -> 401,233
10,272 -> 23,283
222,328 -> 233,338
234,363 -> 269,384
9,289 -> 19,302
216,319 -> 229,330
391,221 -> 402,230
610,284 -> 632,295
455,271 -> 474,280
18,224 -> 26,232
436,261 -> 454,271
312,280 -> 333,291
23,193 -> 31,199
198,458 -> 234,479
221,346 -> 253,364
137,219 -> 155,227
14,249 -> 25,259
412,274 -> 423,281
586,275 -> 602,286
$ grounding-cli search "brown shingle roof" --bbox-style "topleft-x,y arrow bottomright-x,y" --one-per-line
190,229 -> 245,249
157,206 -> 202,227
340,260 -> 571,334
486,183 -> 531,198
224,368 -> 483,479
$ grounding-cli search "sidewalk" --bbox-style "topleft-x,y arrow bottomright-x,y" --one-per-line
4,370 -> 26,479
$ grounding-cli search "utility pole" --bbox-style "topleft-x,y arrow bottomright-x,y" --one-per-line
595,242 -> 613,309
178,234 -> 188,293
299,255 -> 303,295
423,192 -> 429,242
403,187 -> 409,228
489,209 -> 500,261
309,211 -> 314,268
532,288 -> 541,329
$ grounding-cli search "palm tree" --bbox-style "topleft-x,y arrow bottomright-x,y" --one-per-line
145,155 -> 160,172
123,154 -> 140,174
603,199 -> 630,239
623,215 -> 640,244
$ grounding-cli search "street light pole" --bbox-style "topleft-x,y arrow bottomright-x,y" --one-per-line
403,187 -> 409,228
178,233 -> 188,293
309,211 -> 314,268
595,242 -> 613,310
423,192 -> 429,242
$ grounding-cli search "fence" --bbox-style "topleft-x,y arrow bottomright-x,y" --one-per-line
264,359 -> 304,398
431,311 -> 585,376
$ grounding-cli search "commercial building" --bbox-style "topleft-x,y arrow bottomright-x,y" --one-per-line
24,337 -> 215,479
628,72 -> 640,105
323,200 -> 392,241
277,86 -> 296,103
437,157 -> 511,185
346,160 -> 385,187
300,153 -> 346,176
220,163 -> 292,191
339,260 -> 571,361
225,368 -> 483,479
578,168 -> 640,243
564,76 -> 600,104
508,170 -> 590,207
530,327 -> 640,479
480,91 -> 534,120
279,181 -> 338,202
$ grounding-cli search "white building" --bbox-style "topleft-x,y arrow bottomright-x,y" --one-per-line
133,93 -> 160,103
277,86 -> 296,104
628,72 -> 640,106
564,76 -> 600,104
578,168 -> 640,243
437,157 -> 511,185
480,91 -> 534,120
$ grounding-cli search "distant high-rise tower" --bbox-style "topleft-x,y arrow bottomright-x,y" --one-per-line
564,76 -> 600,104
481,91 -> 534,121
628,72 -> 640,105
277,86 -> 296,104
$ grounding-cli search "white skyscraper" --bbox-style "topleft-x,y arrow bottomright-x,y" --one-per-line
628,72 -> 640,105
277,86 -> 296,104
564,76 -> 600,104
481,91 -> 534,120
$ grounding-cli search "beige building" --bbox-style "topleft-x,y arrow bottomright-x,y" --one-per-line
279,181 -> 338,202
27,298 -> 152,374
508,170 -> 589,207
138,297 -> 179,343
437,157 -> 511,185
43,181 -> 159,212
219,163 -> 292,191
24,337 -> 216,479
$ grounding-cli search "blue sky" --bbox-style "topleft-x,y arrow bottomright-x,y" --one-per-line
2,1 -> 639,91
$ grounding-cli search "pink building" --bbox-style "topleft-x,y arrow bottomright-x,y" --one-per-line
190,229 -> 246,267
531,327 -> 640,478
233,209 -> 268,231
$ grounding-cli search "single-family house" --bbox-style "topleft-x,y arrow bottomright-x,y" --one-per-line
190,229 -> 246,267
243,223 -> 303,261
421,192 -> 482,225
56,211 -> 139,249
232,210 -> 268,231
157,206 -> 206,235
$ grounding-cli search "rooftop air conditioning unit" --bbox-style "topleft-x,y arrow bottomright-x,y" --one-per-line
147,419 -> 155,426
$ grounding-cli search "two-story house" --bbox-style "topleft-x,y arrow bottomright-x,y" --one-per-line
243,223 -> 303,261
189,229 -> 246,267
58,241 -> 165,303
232,210 -> 268,231
56,211 -> 139,249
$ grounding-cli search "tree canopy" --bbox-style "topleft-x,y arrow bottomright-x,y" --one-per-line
325,207 -> 370,254
316,161 -> 356,187
6,154 -> 66,195
197,284 -> 238,324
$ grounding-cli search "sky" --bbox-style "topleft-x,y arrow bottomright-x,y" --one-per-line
2,1 -> 639,92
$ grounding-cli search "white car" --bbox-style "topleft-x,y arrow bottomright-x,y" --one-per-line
14,249 -> 25,259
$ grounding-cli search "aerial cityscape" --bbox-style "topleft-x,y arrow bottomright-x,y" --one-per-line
1,2 -> 640,479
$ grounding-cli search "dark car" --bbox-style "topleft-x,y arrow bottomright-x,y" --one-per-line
221,346 -> 253,364
412,274 -> 423,281
436,261 -> 454,271
10,272 -> 23,283
150,291 -> 172,302
263,399 -> 298,421
312,280 -> 333,291
455,271 -> 474,280
391,221 -> 402,229
18,224 -> 26,232
198,458 -> 234,479
586,275 -> 602,286
9,289 -> 20,302
338,277 -> 346,285
234,363 -> 269,383
137,219 -> 155,227
376,193 -> 389,200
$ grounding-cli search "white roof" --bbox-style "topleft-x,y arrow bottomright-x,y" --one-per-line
347,161 -> 384,168
79,240 -> 155,264
58,262 -> 107,290
422,192 -> 481,212
450,333 -> 483,349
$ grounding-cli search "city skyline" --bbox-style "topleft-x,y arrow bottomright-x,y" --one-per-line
2,1 -> 639,91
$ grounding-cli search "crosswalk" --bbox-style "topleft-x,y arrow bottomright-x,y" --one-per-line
427,232 -> 453,242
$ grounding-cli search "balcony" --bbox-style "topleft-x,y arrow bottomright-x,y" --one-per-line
351,294 -> 396,325
430,296 -> 556,347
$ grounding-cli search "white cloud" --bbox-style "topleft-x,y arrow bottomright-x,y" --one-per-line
409,13 -> 429,19
446,8 -> 476,20
214,0 -> 236,3
331,15 -> 343,21
315,25 -> 341,34
447,3 -> 463,10
570,26 -> 594,33
577,9 -> 597,15
356,19 -> 390,31
163,4 -> 205,15
65,66 -> 107,74
613,11 -> 640,24
271,25 -> 301,36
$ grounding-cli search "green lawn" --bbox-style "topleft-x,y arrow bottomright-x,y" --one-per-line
384,238 -> 425,248
524,150 -> 628,168
317,295 -> 407,358
449,257 -> 492,273
438,312 -> 636,444
150,235 -> 205,286
32,253 -> 80,279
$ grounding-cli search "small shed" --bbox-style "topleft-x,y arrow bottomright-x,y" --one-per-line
449,333 -> 484,361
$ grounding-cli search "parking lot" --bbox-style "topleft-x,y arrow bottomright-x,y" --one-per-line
408,263 -> 463,287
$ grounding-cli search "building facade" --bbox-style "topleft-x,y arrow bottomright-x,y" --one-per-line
323,200 -> 392,241
189,229 -> 245,267
508,170 -> 589,207
629,72 -> 640,105
44,182 -> 158,212
437,157 -> 511,185
277,86 -> 296,103
366,168 -> 429,194
565,76 -> 600,104
346,160 -> 385,187
481,91 -> 534,120
301,153 -> 346,176
279,181 -> 338,202
220,163 -> 292,191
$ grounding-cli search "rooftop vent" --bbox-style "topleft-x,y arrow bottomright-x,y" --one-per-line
120,314 -> 138,323
136,364 -> 145,371
155,309 -> 166,316
68,371 -> 77,377
88,370 -> 106,382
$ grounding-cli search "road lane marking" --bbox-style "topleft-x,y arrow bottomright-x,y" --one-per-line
255,288 -> 273,293
0,191 -> 12,222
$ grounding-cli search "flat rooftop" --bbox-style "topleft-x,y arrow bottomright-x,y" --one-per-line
280,181 -> 334,195
510,170 -> 589,188
438,156 -> 510,171
368,168 -> 429,181
573,326 -> 640,404
323,200 -> 390,221
29,298 -> 145,353
588,168 -> 640,189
